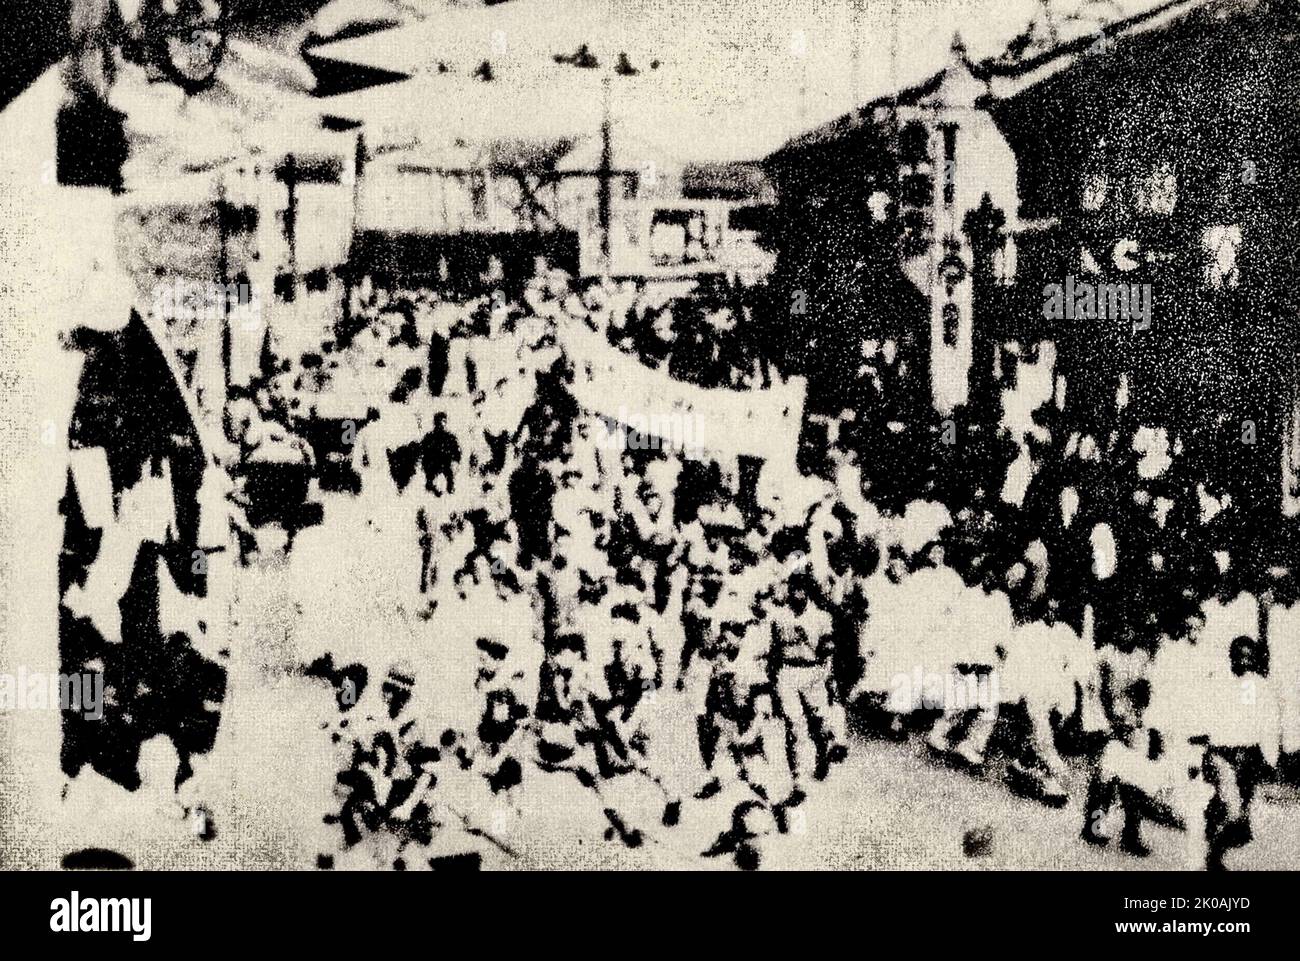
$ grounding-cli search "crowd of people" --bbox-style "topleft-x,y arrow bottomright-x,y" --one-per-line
231,261 -> 1295,870
852,539 -> 1291,870
246,263 -> 879,868
597,276 -> 774,393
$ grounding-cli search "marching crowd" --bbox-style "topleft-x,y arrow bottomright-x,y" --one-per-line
253,263 -> 1295,870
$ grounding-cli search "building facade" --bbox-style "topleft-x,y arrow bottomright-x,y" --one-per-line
770,0 -> 1299,518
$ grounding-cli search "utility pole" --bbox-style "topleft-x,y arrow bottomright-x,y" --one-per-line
284,153 -> 299,290
599,75 -> 613,271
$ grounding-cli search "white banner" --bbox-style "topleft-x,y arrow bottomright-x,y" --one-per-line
559,320 -> 805,466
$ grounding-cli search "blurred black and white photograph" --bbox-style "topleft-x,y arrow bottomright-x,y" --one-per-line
1,0 -> 1299,887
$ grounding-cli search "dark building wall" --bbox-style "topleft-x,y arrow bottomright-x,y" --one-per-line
761,111 -> 932,416
991,0 -> 1300,516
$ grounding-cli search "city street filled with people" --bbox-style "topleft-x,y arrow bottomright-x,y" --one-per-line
215,262 -> 1300,871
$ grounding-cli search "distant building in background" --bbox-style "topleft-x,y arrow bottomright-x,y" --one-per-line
349,128 -> 776,286
349,136 -> 578,287
555,132 -> 775,280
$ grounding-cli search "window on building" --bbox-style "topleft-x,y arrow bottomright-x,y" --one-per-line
899,121 -> 930,166
867,190 -> 890,222
650,208 -> 713,265
1202,223 -> 1242,289
942,302 -> 961,347
1082,172 -> 1108,211
1138,162 -> 1177,215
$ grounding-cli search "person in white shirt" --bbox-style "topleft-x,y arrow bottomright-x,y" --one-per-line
1201,634 -> 1280,870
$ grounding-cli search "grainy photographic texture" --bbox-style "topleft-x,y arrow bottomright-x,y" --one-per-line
1,0 -> 1298,873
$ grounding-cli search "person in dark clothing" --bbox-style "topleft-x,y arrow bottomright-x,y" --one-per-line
427,329 -> 449,398
509,457 -> 555,570
420,412 -> 461,495
668,313 -> 716,388
631,306 -> 673,370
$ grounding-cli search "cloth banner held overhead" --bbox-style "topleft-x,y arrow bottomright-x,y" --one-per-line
559,320 -> 805,466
